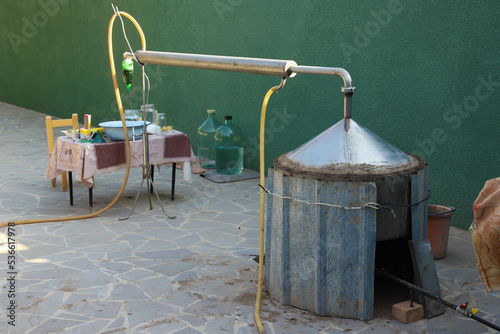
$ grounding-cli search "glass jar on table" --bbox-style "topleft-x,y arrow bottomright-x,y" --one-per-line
141,104 -> 157,124
125,109 -> 141,121
155,113 -> 167,131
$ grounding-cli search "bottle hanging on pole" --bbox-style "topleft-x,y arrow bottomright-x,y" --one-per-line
122,58 -> 134,91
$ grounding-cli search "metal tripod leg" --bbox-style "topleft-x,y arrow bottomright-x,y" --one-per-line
146,166 -> 153,210
119,174 -> 146,221
119,164 -> 175,220
150,176 -> 176,219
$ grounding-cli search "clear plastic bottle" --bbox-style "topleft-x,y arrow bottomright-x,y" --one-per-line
197,109 -> 221,168
214,115 -> 244,175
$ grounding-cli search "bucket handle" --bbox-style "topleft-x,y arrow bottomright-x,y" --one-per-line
428,206 -> 456,217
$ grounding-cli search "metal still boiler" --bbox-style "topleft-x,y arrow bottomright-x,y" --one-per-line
264,112 -> 441,320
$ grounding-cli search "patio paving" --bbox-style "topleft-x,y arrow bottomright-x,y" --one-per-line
0,102 -> 499,333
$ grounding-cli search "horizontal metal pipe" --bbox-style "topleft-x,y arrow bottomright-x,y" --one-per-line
124,50 -> 355,118
125,51 -> 297,77
288,65 -> 353,88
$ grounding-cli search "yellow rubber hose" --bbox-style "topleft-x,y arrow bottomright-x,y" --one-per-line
0,11 -> 145,228
254,84 -> 282,334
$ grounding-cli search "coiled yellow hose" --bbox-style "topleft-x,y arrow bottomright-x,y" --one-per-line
0,11 -> 144,228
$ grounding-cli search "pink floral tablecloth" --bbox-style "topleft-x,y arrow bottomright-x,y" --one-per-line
47,131 -> 195,187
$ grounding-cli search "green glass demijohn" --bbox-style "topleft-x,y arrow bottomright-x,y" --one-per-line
197,109 -> 221,169
214,115 -> 244,175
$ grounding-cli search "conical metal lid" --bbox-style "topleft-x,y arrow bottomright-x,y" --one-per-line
286,118 -> 412,167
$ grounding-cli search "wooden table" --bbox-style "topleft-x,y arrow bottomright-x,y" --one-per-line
47,130 -> 196,208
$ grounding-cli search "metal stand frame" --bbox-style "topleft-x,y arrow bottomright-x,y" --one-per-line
120,66 -> 175,220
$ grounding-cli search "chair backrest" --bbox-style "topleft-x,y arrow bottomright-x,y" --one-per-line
46,113 -> 79,156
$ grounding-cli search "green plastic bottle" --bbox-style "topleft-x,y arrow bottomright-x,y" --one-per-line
214,115 -> 244,175
122,58 -> 134,91
197,109 -> 221,169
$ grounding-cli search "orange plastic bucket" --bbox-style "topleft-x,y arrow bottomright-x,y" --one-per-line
427,205 -> 456,260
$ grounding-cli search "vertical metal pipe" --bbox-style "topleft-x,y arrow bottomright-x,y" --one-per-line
344,95 -> 353,119
342,87 -> 355,119
141,65 -> 149,176
291,66 -> 355,119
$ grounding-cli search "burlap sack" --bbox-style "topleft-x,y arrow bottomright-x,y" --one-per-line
472,177 -> 500,291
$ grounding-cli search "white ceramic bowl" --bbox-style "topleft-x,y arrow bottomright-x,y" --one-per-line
99,121 -> 151,141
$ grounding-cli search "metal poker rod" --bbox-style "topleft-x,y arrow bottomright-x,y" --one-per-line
380,270 -> 500,332
123,51 -> 356,118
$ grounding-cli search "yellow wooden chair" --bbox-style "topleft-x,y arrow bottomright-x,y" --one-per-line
45,113 -> 79,191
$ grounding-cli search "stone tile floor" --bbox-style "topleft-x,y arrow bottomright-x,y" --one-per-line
0,102 -> 499,333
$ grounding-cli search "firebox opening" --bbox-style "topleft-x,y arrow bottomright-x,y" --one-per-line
374,236 -> 415,317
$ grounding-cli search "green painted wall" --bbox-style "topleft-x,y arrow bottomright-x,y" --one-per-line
1,0 -> 499,230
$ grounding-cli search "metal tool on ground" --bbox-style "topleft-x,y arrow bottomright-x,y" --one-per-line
409,239 -> 445,317
380,269 -> 500,332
